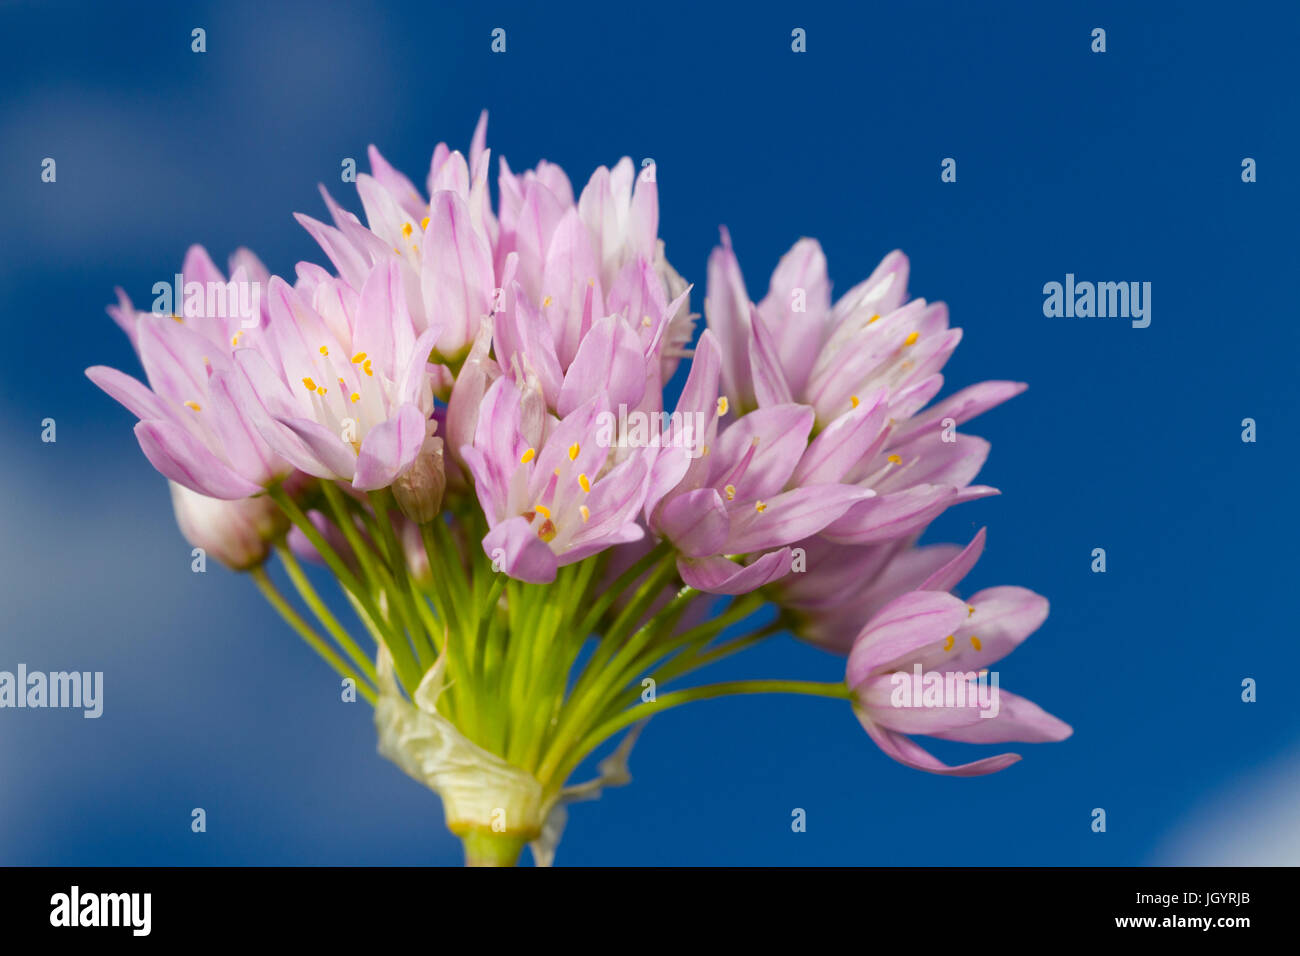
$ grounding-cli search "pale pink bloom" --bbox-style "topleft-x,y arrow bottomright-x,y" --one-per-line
847,578 -> 1071,776
87,246 -> 292,499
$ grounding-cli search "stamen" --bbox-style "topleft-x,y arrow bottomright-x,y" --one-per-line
302,377 -> 318,392
579,505 -> 590,523
534,504 -> 551,518
319,345 -> 329,356
401,222 -> 413,238
850,395 -> 860,408
183,400 -> 201,412
867,313 -> 881,324
724,484 -> 736,500
969,636 -> 982,651
943,635 -> 954,651
968,605 -> 976,616
754,500 -> 767,513
420,216 -> 430,230
568,442 -> 580,461
351,352 -> 367,364
578,473 -> 591,492
520,448 -> 536,464
887,454 -> 902,465
350,392 -> 361,403
542,295 -> 553,307
716,396 -> 729,416
903,331 -> 919,347
363,360 -> 373,377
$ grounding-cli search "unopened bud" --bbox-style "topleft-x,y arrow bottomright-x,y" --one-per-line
168,481 -> 287,571
393,437 -> 446,524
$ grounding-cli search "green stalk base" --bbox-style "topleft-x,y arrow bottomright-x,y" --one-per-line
460,830 -> 528,867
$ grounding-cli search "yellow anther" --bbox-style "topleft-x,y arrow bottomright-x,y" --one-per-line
967,605 -> 976,616
401,222 -> 413,238
754,500 -> 767,513
724,484 -> 736,500
887,453 -> 902,465
520,447 -> 536,464
319,345 -> 329,356
578,473 -> 591,493
867,313 -> 881,324
850,395 -> 860,409
534,503 -> 552,519
943,635 -> 954,651
363,360 -> 373,377
642,314 -> 652,327
350,392 -> 361,403
420,216 -> 430,231
701,444 -> 710,456
338,377 -> 346,386
230,332 -> 242,347
970,636 -> 982,651
554,467 -> 562,476
903,331 -> 919,347
351,352 -> 367,364
171,313 -> 183,323
316,386 -> 327,396
580,505 -> 591,523
568,442 -> 580,461
183,400 -> 201,412
302,377 -> 318,392
542,295 -> 553,307
716,396 -> 729,416
537,519 -> 557,542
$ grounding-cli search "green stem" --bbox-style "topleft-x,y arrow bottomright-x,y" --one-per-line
251,567 -> 377,705
557,679 -> 851,785
276,544 -> 379,687
460,830 -> 526,867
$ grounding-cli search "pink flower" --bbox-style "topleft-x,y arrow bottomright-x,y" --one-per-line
460,375 -> 651,583
86,246 -> 292,499
846,577 -> 1071,776
704,231 -> 1027,545
775,528 -> 988,654
232,260 -> 439,492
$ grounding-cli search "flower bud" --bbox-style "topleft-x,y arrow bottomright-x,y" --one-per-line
393,436 -> 446,525
168,481 -> 287,571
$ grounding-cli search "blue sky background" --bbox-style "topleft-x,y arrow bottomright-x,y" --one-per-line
1,0 -> 1297,865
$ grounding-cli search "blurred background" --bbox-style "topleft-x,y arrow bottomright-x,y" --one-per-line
1,0 -> 1296,865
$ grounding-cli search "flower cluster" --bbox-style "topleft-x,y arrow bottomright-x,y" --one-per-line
88,113 -> 1069,865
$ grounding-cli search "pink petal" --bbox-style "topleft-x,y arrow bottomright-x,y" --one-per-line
353,403 -> 428,491
134,420 -> 262,499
